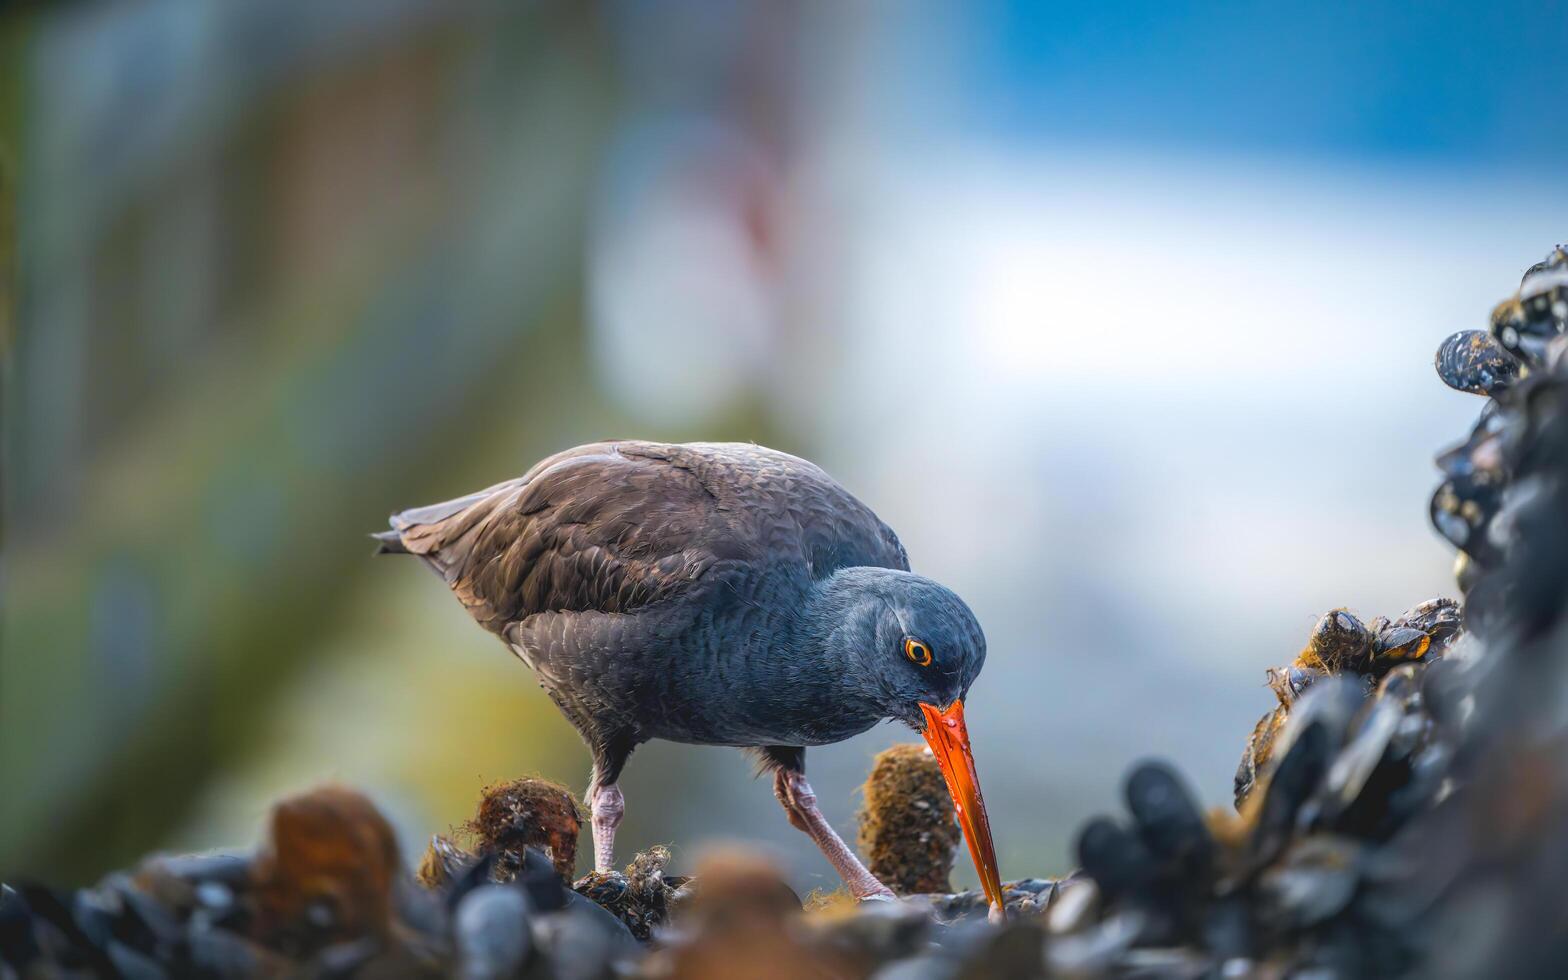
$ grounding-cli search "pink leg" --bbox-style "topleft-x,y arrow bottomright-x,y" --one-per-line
773,769 -> 894,900
590,783 -> 624,873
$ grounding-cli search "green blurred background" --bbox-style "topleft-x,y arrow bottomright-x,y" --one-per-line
4,0 -> 1566,896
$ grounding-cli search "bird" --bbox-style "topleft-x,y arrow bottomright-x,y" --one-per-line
372,440 -> 1003,912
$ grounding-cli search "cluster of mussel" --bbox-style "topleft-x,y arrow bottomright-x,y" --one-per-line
0,781 -> 658,978
1032,243 -> 1568,979
1027,244 -> 1568,978
8,246 -> 1568,978
1432,243 -> 1568,588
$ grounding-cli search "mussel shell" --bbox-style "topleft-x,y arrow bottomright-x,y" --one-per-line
1302,610 -> 1373,672
1314,673 -> 1414,826
1122,761 -> 1211,873
1259,836 -> 1363,928
1390,598 -> 1463,652
1392,595 -> 1461,633
1370,626 -> 1433,667
1434,404 -> 1510,482
1519,264 -> 1568,329
1435,330 -> 1520,396
455,885 -> 533,978
1491,281 -> 1565,367
1429,473 -> 1503,566
1267,664 -> 1322,706
1522,242 -> 1568,279
1248,718 -> 1333,866
1075,817 -> 1155,898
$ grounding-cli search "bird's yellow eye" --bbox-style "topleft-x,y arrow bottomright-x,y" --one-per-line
904,638 -> 932,667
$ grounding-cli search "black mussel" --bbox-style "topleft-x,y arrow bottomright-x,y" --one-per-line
1301,610 -> 1373,672
1391,598 -> 1463,654
1123,762 -> 1211,874
1235,707 -> 1284,807
1545,333 -> 1568,372
1434,405 -> 1510,483
1522,242 -> 1568,278
1384,741 -> 1451,829
1259,836 -> 1362,928
1491,275 -> 1565,368
813,900 -> 933,963
417,835 -> 476,890
533,894 -> 636,977
1436,329 -> 1520,396
1453,551 -> 1481,593
947,919 -> 1049,979
1043,908 -> 1142,975
572,847 -> 675,942
1435,402 -> 1513,483
443,853 -> 501,914
1519,260 -> 1568,329
455,885 -> 532,980
510,849 -> 571,913
1370,626 -> 1433,668
0,884 -> 41,969
105,940 -> 167,980
186,926 -> 289,978
572,872 -> 628,910
300,937 -> 380,978
1202,895 -> 1253,963
1309,674 -> 1416,833
1075,817 -> 1156,900
100,875 -> 184,957
1266,664 -> 1322,706
10,883 -> 112,973
1249,717 -> 1334,866
1430,472 -> 1504,567
1271,676 -> 1363,760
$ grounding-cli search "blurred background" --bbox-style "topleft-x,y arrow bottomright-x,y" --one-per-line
4,0 -> 1567,896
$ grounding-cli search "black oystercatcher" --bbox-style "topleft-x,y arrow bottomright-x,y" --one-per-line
373,441 -> 1002,912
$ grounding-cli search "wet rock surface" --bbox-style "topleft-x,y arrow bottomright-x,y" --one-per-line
7,244 -> 1568,976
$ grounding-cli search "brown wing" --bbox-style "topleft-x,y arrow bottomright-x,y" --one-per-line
388,442 -> 748,633
385,440 -> 908,635
613,441 -> 909,578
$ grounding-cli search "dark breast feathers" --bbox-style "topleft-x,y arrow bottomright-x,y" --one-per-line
387,441 -> 909,637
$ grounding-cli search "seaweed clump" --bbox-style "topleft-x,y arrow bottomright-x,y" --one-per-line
857,743 -> 962,895
249,785 -> 403,954
573,845 -> 689,941
465,776 -> 582,882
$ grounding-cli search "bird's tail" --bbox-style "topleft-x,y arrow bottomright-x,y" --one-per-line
370,529 -> 409,555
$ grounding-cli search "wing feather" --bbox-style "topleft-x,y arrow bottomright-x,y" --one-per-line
383,441 -> 907,635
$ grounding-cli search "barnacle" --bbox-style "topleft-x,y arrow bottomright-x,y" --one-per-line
464,776 -> 583,882
857,743 -> 963,895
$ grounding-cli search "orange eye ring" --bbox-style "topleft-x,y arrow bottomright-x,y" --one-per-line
904,637 -> 933,667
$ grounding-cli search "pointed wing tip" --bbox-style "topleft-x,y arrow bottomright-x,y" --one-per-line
370,529 -> 408,555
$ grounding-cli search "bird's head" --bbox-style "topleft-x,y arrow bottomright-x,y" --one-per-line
813,568 -> 1003,913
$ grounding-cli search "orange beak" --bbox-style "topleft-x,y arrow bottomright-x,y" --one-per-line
919,699 -> 1004,915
